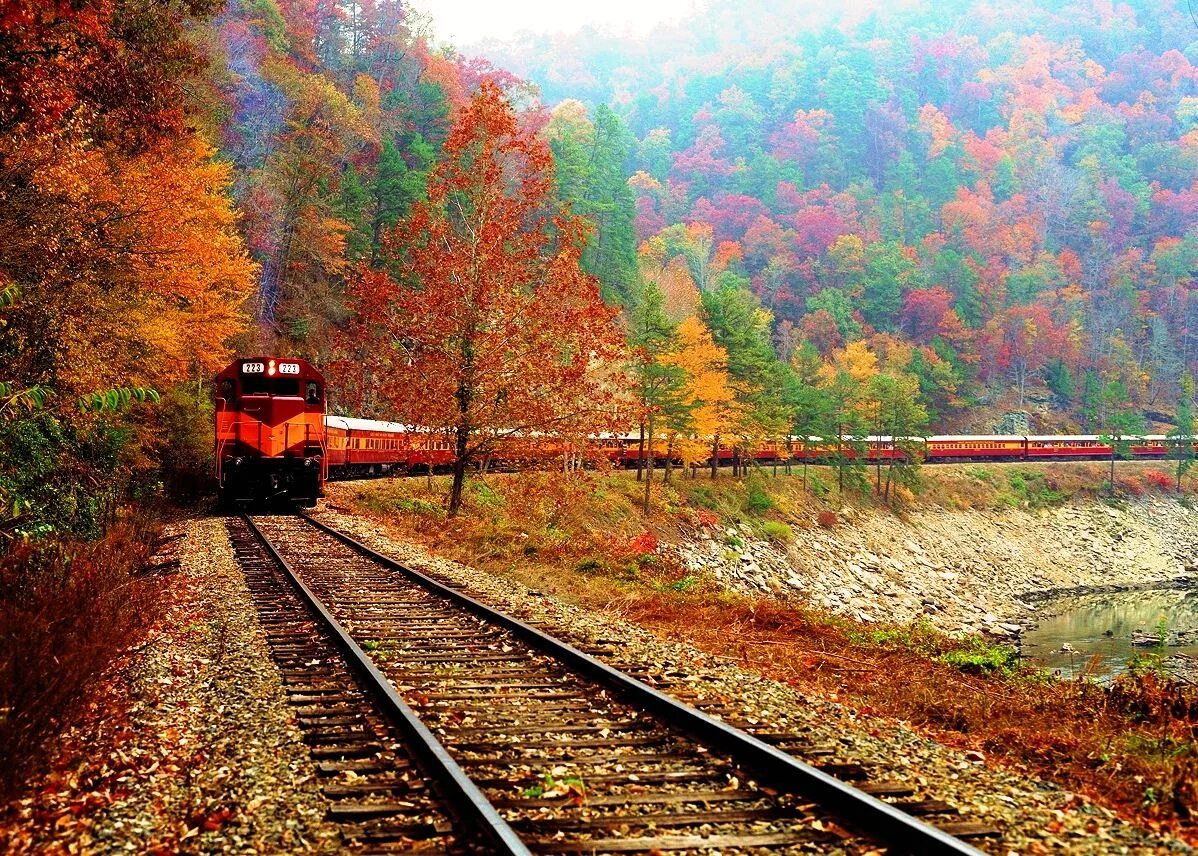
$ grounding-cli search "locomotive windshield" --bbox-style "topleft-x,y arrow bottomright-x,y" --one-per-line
241,376 -> 302,396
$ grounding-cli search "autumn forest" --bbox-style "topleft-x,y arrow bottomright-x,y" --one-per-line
2,0 -> 1197,532
6,0 -> 1198,844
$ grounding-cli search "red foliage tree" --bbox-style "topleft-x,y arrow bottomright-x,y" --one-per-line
335,81 -> 624,514
980,304 -> 1072,405
900,286 -> 956,343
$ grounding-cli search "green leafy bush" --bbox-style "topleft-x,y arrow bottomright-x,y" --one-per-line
745,480 -> 774,513
937,639 -> 1020,675
157,384 -> 214,504
1002,471 -> 1067,509
761,520 -> 793,543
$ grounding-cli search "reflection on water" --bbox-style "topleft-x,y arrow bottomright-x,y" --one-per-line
1022,588 -> 1198,679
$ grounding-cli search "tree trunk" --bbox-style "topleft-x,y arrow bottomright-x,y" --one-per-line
711,434 -> 719,480
448,424 -> 470,516
643,414 -> 654,515
637,421 -> 645,481
664,436 -> 674,484
837,428 -> 845,493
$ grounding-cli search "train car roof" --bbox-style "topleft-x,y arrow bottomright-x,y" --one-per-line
927,435 -> 1023,442
1025,434 -> 1100,441
325,415 -> 413,432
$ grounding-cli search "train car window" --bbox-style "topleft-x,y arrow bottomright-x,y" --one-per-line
306,382 -> 320,404
220,379 -> 234,400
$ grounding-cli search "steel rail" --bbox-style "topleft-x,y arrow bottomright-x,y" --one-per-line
241,514 -> 531,856
299,511 -> 988,856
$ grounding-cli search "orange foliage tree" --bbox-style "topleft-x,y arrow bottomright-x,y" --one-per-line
335,81 -> 623,514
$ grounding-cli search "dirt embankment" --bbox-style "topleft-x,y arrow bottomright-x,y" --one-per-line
676,497 -> 1198,636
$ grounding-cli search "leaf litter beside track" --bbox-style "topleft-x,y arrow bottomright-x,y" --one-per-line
0,518 -> 342,855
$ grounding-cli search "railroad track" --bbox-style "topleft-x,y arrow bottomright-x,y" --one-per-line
232,512 -> 999,854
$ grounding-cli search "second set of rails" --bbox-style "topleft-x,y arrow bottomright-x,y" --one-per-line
233,512 -> 999,854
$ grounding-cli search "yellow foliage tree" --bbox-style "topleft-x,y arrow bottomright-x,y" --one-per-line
661,316 -> 743,476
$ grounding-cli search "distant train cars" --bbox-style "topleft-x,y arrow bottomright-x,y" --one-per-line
215,357 -> 1179,506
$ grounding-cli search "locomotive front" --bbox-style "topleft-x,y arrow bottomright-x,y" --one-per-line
214,357 -> 327,506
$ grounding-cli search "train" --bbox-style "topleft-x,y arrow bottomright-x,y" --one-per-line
214,356 -> 1179,505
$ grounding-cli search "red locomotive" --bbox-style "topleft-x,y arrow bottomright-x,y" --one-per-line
214,357 -> 327,506
215,356 -> 1184,505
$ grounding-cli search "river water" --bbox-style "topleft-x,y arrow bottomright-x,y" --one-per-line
1021,588 -> 1198,679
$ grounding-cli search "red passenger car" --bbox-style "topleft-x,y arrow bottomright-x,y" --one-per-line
325,416 -> 416,477
214,357 -> 327,506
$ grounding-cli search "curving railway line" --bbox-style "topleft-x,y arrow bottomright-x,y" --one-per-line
232,512 -> 1000,854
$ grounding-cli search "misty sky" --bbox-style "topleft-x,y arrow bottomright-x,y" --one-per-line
412,0 -> 914,48
411,0 -> 706,45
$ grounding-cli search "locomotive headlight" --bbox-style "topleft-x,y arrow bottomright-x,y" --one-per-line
268,359 -> 277,376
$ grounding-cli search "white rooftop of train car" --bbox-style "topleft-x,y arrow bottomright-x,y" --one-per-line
926,435 -> 1022,442
325,415 -> 415,432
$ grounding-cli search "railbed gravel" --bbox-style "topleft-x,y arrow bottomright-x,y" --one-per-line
312,503 -> 1194,855
3,517 -> 343,854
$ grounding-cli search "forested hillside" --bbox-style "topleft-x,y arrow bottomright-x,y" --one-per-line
482,0 -> 1198,430
5,0 -> 1198,526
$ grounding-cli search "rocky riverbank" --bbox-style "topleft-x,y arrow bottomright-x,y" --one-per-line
672,497 -> 1198,637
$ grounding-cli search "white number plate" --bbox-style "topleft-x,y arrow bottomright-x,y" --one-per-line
242,362 -> 265,374
278,362 -> 301,375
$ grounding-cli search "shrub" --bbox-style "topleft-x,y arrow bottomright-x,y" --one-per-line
1144,470 -> 1173,491
689,485 -> 720,510
655,575 -> 699,593
694,508 -> 720,528
817,510 -> 838,529
745,481 -> 774,514
0,517 -> 163,798
574,557 -> 604,573
628,531 -> 658,554
1122,477 -> 1145,497
807,473 -> 830,499
761,520 -> 793,543
937,639 -> 1020,675
1004,470 -> 1067,509
157,384 -> 214,504
467,480 -> 503,507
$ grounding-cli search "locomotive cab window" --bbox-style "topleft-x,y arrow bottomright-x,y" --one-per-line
241,376 -> 301,396
306,382 -> 321,404
219,379 -> 234,400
